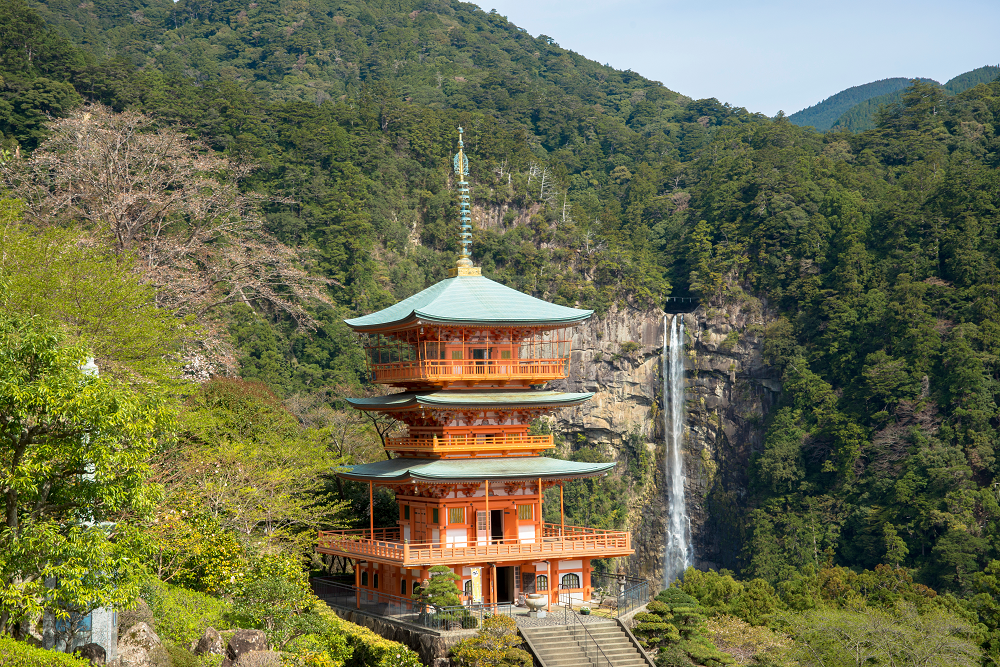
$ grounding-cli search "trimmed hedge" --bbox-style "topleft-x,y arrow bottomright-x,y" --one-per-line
313,603 -> 421,667
0,637 -> 90,667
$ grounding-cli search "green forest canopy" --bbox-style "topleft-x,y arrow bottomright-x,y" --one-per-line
0,0 -> 998,620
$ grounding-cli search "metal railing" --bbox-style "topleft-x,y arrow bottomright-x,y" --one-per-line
558,586 -> 613,667
311,578 -> 515,631
589,571 -> 649,618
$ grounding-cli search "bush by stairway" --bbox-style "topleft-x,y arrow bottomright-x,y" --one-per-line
635,588 -> 733,667
0,637 -> 90,667
450,615 -> 532,667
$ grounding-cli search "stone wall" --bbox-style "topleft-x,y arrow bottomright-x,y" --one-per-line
548,297 -> 781,587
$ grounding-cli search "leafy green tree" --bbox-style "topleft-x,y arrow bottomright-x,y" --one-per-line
0,201 -> 186,384
413,565 -> 461,608
166,379 -> 347,556
0,315 -> 172,637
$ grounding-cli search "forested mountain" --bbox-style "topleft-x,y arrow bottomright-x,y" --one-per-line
787,77 -> 929,131
791,66 -> 1000,134
3,0 -> 1000,662
832,65 -> 1000,132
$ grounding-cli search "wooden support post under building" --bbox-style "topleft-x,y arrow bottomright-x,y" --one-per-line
537,477 -> 543,543
485,479 -> 490,542
560,483 -> 565,537
354,560 -> 360,609
368,481 -> 374,538
491,564 -> 498,609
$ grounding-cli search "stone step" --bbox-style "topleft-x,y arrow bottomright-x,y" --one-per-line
521,622 -> 651,667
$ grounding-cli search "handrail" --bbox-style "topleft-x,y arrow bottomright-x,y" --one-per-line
558,590 -> 612,667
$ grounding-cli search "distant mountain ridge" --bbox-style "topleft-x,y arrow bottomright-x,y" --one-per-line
788,78 -> 933,131
791,65 -> 1000,133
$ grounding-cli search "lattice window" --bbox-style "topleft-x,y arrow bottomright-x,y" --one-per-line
536,575 -> 548,591
561,573 -> 580,589
477,511 -> 488,531
449,507 -> 465,524
517,504 -> 532,520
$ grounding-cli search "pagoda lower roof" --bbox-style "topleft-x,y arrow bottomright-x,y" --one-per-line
338,456 -> 614,483
344,390 -> 593,411
344,274 -> 593,331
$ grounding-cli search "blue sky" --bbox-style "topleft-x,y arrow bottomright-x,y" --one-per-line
480,0 -> 1000,116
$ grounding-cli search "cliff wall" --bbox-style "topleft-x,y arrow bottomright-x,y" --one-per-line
549,298 -> 781,586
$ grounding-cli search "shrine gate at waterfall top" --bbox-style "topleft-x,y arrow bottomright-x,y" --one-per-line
316,131 -> 633,609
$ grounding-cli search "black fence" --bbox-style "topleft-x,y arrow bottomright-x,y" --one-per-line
588,572 -> 650,618
311,578 -> 516,631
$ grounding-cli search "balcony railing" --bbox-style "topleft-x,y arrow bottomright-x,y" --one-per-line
371,358 -> 569,384
317,522 -> 632,566
385,433 -> 554,454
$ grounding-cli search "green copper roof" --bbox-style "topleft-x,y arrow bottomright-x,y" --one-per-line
344,274 -> 593,330
339,456 -> 614,483
345,390 -> 593,411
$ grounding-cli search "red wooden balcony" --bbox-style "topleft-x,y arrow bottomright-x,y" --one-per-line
371,358 -> 569,385
385,433 -> 554,456
316,523 -> 633,567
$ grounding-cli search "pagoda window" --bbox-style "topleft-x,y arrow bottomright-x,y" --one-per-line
361,571 -> 368,587
449,507 -> 465,524
403,505 -> 410,520
374,573 -> 379,589
561,573 -> 580,589
500,350 -> 512,359
451,350 -> 463,359
401,579 -> 407,595
517,504 -> 533,521
432,508 -> 439,524
536,575 -> 548,591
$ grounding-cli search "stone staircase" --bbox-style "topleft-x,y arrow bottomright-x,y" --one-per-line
520,621 -> 651,667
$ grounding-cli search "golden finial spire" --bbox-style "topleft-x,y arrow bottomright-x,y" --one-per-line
450,127 -> 480,277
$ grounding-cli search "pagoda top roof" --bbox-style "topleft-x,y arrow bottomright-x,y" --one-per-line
344,389 -> 593,411
338,456 -> 614,483
344,274 -> 593,331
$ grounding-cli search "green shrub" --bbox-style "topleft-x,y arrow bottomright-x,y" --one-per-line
141,578 -> 231,647
0,637 -> 89,667
164,643 -> 200,667
312,602 -> 421,667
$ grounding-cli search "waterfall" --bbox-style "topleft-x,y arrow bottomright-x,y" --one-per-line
663,314 -> 692,587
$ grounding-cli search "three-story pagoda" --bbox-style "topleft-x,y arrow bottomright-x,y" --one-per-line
317,130 -> 633,609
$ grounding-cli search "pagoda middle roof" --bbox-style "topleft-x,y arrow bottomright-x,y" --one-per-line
344,389 -> 594,411
344,274 -> 593,331
338,456 -> 615,483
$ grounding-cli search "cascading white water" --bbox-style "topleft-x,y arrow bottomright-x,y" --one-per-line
663,314 -> 692,587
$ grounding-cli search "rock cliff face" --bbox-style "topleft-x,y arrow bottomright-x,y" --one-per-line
549,298 -> 781,587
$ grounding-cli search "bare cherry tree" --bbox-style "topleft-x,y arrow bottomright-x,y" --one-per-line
2,103 -> 328,327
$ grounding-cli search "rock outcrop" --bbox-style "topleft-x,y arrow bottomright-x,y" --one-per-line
116,622 -> 169,667
549,297 -> 781,585
194,627 -> 224,656
222,630 -> 268,667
